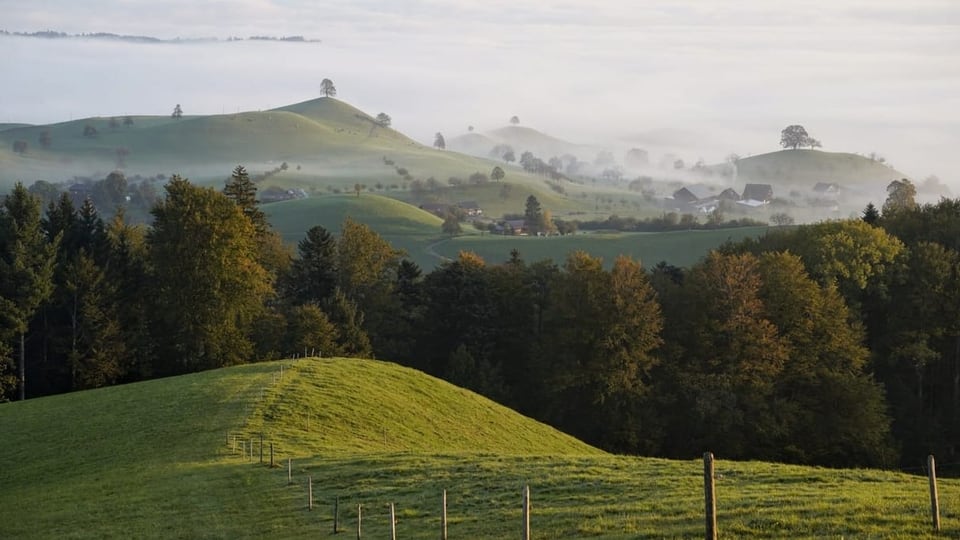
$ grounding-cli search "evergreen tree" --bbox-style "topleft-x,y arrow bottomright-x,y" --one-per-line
284,225 -> 339,305
523,195 -> 542,234
0,183 -> 58,399
104,211 -> 153,380
223,165 -> 267,234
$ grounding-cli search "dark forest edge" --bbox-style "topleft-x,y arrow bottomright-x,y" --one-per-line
0,172 -> 956,471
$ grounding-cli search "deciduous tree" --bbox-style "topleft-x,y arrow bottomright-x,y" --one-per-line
148,176 -> 271,374
320,78 -> 337,97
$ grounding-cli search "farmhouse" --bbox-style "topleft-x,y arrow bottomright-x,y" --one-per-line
741,183 -> 773,203
672,184 -> 715,204
457,200 -> 483,216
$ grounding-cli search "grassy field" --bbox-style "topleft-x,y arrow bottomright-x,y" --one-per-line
432,226 -> 771,268
263,194 -> 767,269
2,357 -> 958,538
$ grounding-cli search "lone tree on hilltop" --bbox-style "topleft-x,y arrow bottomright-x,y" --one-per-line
510,115 -> 520,125
434,132 -> 445,150
780,124 -> 820,150
321,78 -> 337,97
375,113 -> 391,128
172,104 -> 183,119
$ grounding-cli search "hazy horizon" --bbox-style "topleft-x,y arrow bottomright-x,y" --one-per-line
2,1 -> 958,182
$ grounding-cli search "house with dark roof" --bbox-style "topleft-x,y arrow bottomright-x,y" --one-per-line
741,183 -> 773,203
457,200 -> 483,216
672,184 -> 715,204
718,188 -> 741,201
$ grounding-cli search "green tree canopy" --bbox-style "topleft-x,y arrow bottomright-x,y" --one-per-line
148,176 -> 272,374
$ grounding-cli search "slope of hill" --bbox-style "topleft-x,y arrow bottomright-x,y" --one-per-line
0,358 -> 600,538
733,149 -> 909,192
264,193 -> 449,261
487,125 -> 589,158
0,98 -> 595,226
447,131 -> 499,157
4,357 -> 960,538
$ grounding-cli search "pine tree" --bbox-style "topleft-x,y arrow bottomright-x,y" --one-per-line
223,165 -> 267,234
0,183 -> 58,399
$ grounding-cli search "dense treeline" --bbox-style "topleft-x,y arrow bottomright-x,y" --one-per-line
1,173 -> 958,470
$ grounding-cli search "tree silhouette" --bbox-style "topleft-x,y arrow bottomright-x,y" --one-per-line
375,113 -> 392,128
780,125 -> 814,149
320,78 -> 337,97
434,132 -> 445,150
510,115 -> 520,125
171,104 -> 183,119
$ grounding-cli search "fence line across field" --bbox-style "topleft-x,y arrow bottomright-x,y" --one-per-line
221,361 -> 952,538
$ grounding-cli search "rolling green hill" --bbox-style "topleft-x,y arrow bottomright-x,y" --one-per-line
3,357 -> 958,538
0,98 -> 599,239
264,193 -> 449,261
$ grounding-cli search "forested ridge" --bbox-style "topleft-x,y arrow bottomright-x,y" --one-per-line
1,171 -> 957,470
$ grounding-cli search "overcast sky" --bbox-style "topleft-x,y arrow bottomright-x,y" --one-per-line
2,0 -> 958,181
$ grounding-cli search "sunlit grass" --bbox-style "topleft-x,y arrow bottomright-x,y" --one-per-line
2,357 -> 957,538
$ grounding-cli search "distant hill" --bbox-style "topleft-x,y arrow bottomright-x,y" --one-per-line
0,98 -> 591,224
732,149 -> 909,194
450,125 -> 592,162
0,123 -> 32,132
447,131 -> 498,157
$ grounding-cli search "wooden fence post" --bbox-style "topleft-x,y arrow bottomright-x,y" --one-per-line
389,503 -> 396,540
334,496 -> 340,533
357,504 -> 362,540
248,439 -> 253,461
522,485 -> 530,540
270,443 -> 274,468
287,458 -> 292,485
704,452 -> 717,540
441,489 -> 447,540
308,477 -> 313,510
259,434 -> 264,464
928,454 -> 941,531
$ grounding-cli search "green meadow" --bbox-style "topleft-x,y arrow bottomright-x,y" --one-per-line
429,227 -> 771,268
2,357 -> 956,539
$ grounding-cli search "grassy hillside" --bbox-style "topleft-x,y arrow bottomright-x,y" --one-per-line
0,358 -> 597,538
264,193 -> 448,261
433,227 -> 770,268
735,149 -> 908,191
447,131 -> 498,157
3,357 -> 959,538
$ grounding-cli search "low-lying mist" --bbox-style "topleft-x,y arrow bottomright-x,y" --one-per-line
2,1 -> 958,191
